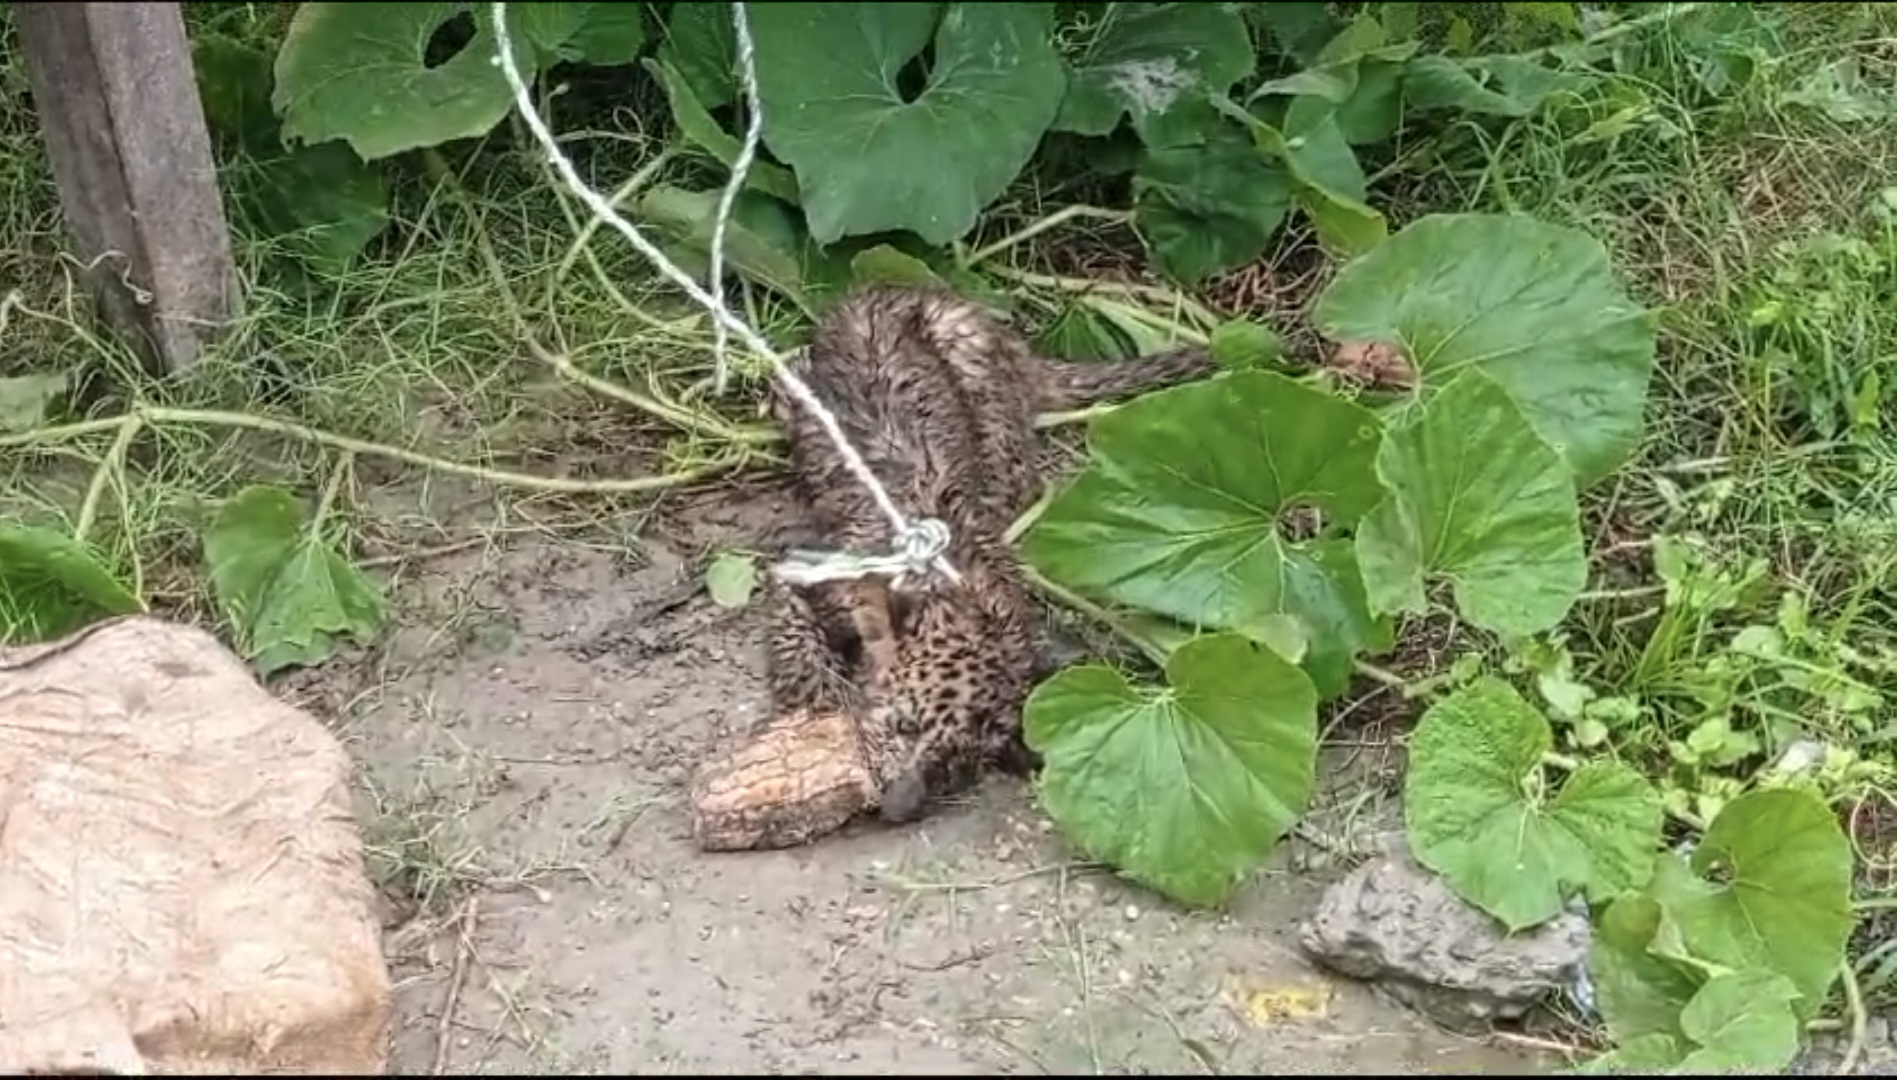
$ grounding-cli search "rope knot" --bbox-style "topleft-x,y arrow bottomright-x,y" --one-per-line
893,517 -> 951,574
769,517 -> 960,590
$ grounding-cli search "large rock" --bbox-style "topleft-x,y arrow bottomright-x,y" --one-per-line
1298,838 -> 1588,1031
0,616 -> 390,1074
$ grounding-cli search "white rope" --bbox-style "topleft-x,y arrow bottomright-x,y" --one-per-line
774,518 -> 951,589
706,0 -> 764,397
488,2 -> 958,587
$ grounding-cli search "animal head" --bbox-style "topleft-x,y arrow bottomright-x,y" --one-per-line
868,588 -> 992,740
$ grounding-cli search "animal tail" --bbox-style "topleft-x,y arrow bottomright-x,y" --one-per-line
1031,346 -> 1216,411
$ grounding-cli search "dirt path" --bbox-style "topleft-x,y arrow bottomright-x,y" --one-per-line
302,490 -> 1553,1074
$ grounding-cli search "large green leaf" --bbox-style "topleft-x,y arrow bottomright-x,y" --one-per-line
1354,369 -> 1587,637
274,3 -> 642,161
1132,97 -> 1294,285
1053,2 -> 1255,137
196,36 -> 388,277
1404,677 -> 1663,931
1024,371 -> 1391,698
1025,632 -> 1319,907
201,486 -> 388,676
749,3 -> 1067,245
1314,213 -> 1659,485
1643,788 -> 1853,1019
0,526 -> 144,644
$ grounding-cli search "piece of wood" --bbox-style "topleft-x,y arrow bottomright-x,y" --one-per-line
690,706 -> 879,852
14,1 -> 241,374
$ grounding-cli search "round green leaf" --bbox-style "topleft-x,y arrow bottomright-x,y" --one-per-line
1643,787 -> 1854,1018
1355,368 -> 1587,638
705,552 -> 758,610
1314,212 -> 1658,484
1404,677 -> 1663,932
202,485 -> 388,676
1025,632 -> 1319,907
749,3 -> 1067,245
1053,2 -> 1256,137
0,526 -> 144,644
1023,371 -> 1391,698
274,2 -> 599,161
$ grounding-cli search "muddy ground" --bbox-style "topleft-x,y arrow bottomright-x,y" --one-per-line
288,480 -> 1556,1075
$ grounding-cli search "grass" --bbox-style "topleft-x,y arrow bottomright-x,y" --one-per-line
2,0 -> 1895,1048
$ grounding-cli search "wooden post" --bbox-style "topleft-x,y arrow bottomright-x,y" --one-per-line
14,1 -> 242,374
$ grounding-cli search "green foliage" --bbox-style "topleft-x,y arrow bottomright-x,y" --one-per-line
1404,677 -> 1663,931
748,4 -> 1067,246
273,2 -> 644,161
0,527 -> 144,642
1355,369 -> 1586,638
250,1 -> 1612,286
1052,3 -> 1255,137
0,482 -> 382,682
1025,632 -> 1318,907
1020,210 -> 1665,930
201,486 -> 389,677
1313,213 -> 1659,486
1025,370 -> 1391,698
63,6 -> 1875,1072
1587,789 -> 1854,1071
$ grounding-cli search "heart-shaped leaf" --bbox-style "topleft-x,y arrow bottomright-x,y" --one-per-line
1355,368 -> 1587,637
1643,788 -> 1853,1019
1026,632 -> 1319,907
1404,676 -> 1663,931
749,3 -> 1067,245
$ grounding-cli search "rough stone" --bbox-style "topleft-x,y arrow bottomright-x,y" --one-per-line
1298,838 -> 1589,1032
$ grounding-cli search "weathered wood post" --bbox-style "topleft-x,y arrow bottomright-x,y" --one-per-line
14,1 -> 242,374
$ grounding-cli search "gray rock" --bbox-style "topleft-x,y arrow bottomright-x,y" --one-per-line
1298,839 -> 1590,1032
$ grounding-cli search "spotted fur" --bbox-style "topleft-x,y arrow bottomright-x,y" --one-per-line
767,285 -> 1215,823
